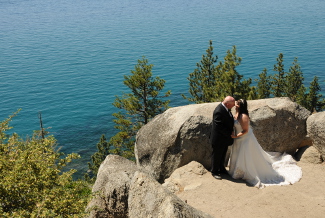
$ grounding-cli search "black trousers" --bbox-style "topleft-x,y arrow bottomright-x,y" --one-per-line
211,143 -> 228,174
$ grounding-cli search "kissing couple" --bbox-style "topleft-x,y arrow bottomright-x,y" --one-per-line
210,96 -> 302,188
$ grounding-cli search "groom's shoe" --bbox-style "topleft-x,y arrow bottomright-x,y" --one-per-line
212,173 -> 222,180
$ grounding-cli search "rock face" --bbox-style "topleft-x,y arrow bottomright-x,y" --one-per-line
295,146 -> 323,164
248,98 -> 310,154
135,103 -> 216,183
87,155 -> 138,218
135,97 -> 310,182
88,155 -> 213,218
128,171 -> 213,218
163,161 -> 209,194
307,111 -> 325,160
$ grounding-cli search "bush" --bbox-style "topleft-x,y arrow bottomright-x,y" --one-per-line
0,111 -> 92,217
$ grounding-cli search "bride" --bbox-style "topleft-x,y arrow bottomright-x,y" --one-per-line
228,99 -> 302,188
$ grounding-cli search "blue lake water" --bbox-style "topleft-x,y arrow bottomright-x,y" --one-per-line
1,0 -> 324,176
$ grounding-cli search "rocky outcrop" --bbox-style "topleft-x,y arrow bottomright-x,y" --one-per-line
163,161 -> 209,194
87,155 -> 138,218
88,99 -> 325,217
128,171 -> 213,218
307,112 -> 325,160
87,155 -> 213,218
248,98 -> 310,153
135,103 -> 215,183
135,97 -> 311,182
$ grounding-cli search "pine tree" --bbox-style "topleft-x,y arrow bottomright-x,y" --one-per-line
271,53 -> 286,97
182,40 -> 219,103
255,68 -> 272,99
247,86 -> 258,100
85,134 -> 110,182
109,56 -> 171,159
108,111 -> 135,159
296,84 -> 307,108
240,78 -> 255,100
305,76 -> 323,112
285,57 -> 304,101
217,46 -> 251,99
265,54 -> 324,111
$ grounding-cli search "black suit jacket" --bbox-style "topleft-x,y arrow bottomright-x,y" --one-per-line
210,103 -> 234,146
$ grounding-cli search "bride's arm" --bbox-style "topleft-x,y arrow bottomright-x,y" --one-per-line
234,114 -> 250,138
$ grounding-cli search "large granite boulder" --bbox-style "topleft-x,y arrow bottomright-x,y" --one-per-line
87,155 -> 138,218
135,97 -> 310,182
307,111 -> 325,160
128,171 -> 213,218
135,103 -> 215,182
248,98 -> 310,153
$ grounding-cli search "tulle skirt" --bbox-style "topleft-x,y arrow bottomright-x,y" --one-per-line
228,128 -> 302,189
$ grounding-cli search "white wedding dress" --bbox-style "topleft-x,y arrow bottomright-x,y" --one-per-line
228,120 -> 302,189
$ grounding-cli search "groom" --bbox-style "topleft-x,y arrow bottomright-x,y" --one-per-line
210,96 -> 235,180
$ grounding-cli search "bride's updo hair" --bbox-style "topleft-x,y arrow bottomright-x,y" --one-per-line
238,99 -> 249,117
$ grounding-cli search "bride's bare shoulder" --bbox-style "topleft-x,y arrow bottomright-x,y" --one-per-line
241,113 -> 250,121
241,113 -> 249,118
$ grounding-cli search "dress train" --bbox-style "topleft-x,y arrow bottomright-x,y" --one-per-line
228,120 -> 302,189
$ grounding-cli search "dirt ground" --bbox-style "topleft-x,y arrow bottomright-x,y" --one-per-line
175,162 -> 325,218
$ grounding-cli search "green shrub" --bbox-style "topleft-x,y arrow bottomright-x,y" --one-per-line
0,111 -> 92,217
